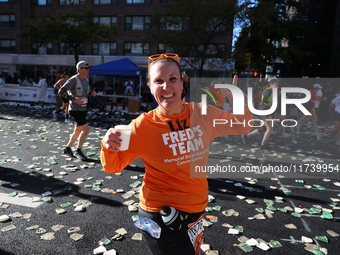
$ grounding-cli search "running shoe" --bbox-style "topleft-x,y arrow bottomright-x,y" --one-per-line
63,147 -> 73,157
258,143 -> 270,150
242,134 -> 249,145
65,118 -> 73,124
74,150 -> 88,161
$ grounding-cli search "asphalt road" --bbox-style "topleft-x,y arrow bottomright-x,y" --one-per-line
0,102 -> 339,255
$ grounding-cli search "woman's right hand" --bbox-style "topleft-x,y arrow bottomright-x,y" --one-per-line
102,128 -> 122,152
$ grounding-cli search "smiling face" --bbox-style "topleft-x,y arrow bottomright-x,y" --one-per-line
148,60 -> 184,115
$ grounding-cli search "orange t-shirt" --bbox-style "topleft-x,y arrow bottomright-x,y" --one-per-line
100,102 -> 252,213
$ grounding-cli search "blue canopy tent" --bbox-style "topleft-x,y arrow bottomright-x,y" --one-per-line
90,58 -> 145,96
90,58 -> 142,77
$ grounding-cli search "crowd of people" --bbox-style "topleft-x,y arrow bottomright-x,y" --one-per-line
0,73 -> 22,85
239,78 -> 340,147
0,72 -> 41,87
87,77 -> 154,112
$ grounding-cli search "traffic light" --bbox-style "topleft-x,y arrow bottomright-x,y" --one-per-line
245,53 -> 251,66
253,71 -> 258,77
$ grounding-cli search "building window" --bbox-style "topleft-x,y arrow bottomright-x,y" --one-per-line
93,42 -> 117,55
209,44 -> 225,54
31,0 -> 53,5
125,16 -> 150,31
94,0 -> 117,4
198,44 -> 226,55
0,0 -> 10,2
124,42 -> 149,56
60,43 -> 85,55
59,0 -> 85,5
0,39 -> 15,53
207,17 -> 227,31
0,14 -> 15,28
93,16 -> 117,25
126,0 -> 151,4
157,43 -> 174,53
160,16 -> 189,31
32,43 -> 52,55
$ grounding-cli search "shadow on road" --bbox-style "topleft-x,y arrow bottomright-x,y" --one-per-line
208,178 -> 330,206
0,166 -> 122,208
0,249 -> 15,255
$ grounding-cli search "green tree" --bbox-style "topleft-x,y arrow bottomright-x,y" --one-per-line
20,5 -> 119,65
233,0 -> 315,76
146,0 -> 238,77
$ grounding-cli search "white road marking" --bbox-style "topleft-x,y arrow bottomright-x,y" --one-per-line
300,213 -> 340,220
273,174 -> 330,248
283,185 -> 340,192
280,236 -> 304,244
273,173 -> 312,232
0,192 -> 43,208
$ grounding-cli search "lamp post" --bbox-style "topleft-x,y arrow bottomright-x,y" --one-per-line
136,71 -> 141,97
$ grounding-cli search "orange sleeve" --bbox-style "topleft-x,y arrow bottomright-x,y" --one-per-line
100,129 -> 139,174
100,141 -> 123,173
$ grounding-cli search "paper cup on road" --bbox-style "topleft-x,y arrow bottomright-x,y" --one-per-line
115,125 -> 132,151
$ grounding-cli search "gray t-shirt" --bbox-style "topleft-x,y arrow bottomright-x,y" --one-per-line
62,75 -> 90,111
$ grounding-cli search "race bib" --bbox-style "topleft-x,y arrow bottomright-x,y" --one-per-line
187,215 -> 204,254
81,97 -> 88,107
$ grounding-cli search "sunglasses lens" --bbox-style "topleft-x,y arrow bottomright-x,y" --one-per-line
148,53 -> 179,66
165,53 -> 177,57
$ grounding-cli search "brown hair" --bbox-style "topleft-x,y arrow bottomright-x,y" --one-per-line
147,58 -> 182,84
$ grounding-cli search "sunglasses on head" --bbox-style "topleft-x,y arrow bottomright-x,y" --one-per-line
148,53 -> 180,67
81,67 -> 90,70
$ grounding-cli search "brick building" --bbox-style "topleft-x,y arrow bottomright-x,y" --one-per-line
0,0 -> 234,84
